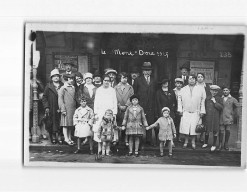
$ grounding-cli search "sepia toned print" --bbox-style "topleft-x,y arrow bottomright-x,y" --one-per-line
24,23 -> 246,168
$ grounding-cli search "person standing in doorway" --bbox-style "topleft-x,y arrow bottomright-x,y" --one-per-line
177,74 -> 206,150
219,86 -> 239,151
133,62 -> 157,147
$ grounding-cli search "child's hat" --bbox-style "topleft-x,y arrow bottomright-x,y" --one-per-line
130,94 -> 140,102
210,85 -> 220,90
161,107 -> 170,113
50,69 -> 60,78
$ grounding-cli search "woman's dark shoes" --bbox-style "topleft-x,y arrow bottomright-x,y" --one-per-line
58,140 -> 63,145
168,153 -> 173,158
134,152 -> 139,157
74,149 -> 82,154
128,152 -> 133,156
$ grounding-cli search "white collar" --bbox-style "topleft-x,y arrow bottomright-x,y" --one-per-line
222,94 -> 232,98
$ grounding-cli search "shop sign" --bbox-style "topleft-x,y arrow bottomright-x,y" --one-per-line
100,49 -> 169,58
53,54 -> 78,72
190,61 -> 215,84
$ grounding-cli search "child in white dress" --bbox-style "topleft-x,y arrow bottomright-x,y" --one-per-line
73,96 -> 94,154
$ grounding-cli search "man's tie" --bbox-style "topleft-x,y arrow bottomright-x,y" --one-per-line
146,76 -> 150,84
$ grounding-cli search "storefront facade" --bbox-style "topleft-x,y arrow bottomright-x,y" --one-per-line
36,32 -> 243,100
34,31 -> 243,148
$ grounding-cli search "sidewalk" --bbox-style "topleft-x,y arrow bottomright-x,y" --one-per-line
29,124 -> 241,153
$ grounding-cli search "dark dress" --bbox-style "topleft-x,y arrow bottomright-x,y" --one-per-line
42,82 -> 63,133
155,89 -> 177,120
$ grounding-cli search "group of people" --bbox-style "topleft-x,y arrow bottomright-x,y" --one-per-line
34,61 -> 239,159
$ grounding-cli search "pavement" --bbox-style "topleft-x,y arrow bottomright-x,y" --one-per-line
29,124 -> 241,152
28,124 -> 241,167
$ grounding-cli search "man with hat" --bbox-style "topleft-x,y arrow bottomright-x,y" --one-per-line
128,66 -> 140,86
179,61 -> 190,86
61,62 -> 76,83
133,62 -> 157,146
42,68 -> 64,144
105,68 -> 118,88
202,85 -> 223,152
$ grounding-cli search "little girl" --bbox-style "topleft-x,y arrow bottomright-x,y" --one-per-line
122,94 -> 148,157
146,107 -> 176,157
73,96 -> 94,154
97,109 -> 117,157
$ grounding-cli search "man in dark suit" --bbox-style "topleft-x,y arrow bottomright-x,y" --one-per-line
128,66 -> 140,86
133,62 -> 157,147
74,72 -> 84,108
179,61 -> 190,86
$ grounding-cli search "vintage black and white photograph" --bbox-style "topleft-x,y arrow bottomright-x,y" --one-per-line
24,23 -> 246,168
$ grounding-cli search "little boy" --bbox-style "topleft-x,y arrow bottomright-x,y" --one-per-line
219,86 -> 239,150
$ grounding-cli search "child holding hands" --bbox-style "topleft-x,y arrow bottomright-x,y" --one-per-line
122,95 -> 148,157
146,107 -> 176,157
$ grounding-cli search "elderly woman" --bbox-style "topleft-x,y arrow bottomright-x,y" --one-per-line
155,78 -> 176,146
114,72 -> 134,146
178,74 -> 206,149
